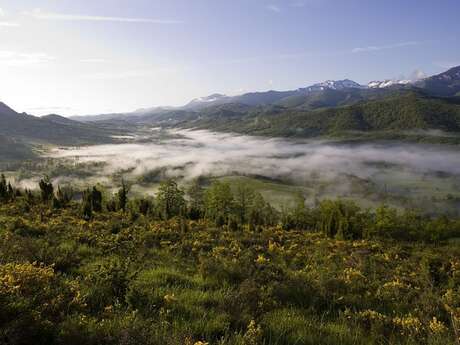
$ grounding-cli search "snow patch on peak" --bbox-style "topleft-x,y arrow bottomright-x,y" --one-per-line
304,79 -> 364,92
367,80 -> 411,88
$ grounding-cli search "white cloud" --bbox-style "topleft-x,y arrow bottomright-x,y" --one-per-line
0,8 -> 5,17
0,51 -> 55,66
25,9 -> 183,24
352,41 -> 419,53
409,69 -> 426,81
267,4 -> 281,12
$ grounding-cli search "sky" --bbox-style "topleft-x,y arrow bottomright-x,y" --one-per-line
0,0 -> 459,116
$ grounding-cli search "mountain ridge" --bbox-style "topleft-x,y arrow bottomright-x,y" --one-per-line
0,103 -> 118,146
70,65 -> 460,122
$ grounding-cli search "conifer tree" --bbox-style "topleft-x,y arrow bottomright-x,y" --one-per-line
39,176 -> 54,203
91,186 -> 103,212
82,189 -> 93,220
186,178 -> 205,219
0,174 -> 7,201
117,180 -> 129,212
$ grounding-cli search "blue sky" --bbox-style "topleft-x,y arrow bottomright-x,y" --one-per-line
0,0 -> 459,115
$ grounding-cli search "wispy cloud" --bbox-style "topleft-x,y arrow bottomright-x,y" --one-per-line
352,41 -> 419,53
25,9 -> 183,24
0,51 -> 55,66
213,40 -> 422,66
267,4 -> 281,12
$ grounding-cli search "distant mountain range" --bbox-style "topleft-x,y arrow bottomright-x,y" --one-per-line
77,65 -> 459,142
1,65 -> 460,158
69,65 -> 460,122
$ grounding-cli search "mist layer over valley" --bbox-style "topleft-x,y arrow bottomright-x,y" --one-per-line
9,128 -> 459,215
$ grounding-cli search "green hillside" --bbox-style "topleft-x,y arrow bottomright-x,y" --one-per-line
177,92 -> 460,141
0,136 -> 37,161
275,87 -> 395,110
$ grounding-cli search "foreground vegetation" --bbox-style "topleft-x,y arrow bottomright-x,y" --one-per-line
1,175 -> 460,345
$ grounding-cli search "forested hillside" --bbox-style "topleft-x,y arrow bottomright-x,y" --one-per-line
1,175 -> 460,345
175,92 -> 460,140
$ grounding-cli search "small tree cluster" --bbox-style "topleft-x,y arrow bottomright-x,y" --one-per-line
0,174 -> 16,202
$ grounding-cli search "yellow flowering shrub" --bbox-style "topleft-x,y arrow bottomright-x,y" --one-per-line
0,262 -> 54,296
392,314 -> 423,336
242,320 -> 263,345
428,317 -> 448,335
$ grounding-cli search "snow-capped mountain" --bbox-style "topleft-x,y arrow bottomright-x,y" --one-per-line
367,80 -> 412,89
303,79 -> 364,92
172,65 -> 460,112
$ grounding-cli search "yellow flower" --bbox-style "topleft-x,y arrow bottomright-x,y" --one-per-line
392,314 -> 422,335
164,293 -> 177,303
255,254 -> 268,264
343,267 -> 365,284
356,309 -> 386,322
268,240 -> 279,252
428,317 -> 447,334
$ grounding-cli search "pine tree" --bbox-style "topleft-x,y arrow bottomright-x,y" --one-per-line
91,186 -> 103,212
0,174 -> 7,201
6,182 -> 14,201
81,189 -> 93,220
138,198 -> 152,216
55,186 -> 72,208
186,179 -> 205,220
117,180 -> 129,212
39,176 -> 54,203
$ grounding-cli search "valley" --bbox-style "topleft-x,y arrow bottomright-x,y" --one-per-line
2,66 -> 460,217
2,126 -> 459,216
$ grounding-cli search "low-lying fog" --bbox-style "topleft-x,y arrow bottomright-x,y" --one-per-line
48,129 -> 460,182
9,127 -> 456,212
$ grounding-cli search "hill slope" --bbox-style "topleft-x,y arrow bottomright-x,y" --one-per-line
173,92 -> 460,139
414,65 -> 460,96
0,102 -> 117,145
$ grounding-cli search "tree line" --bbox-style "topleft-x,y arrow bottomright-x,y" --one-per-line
1,173 -> 459,242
